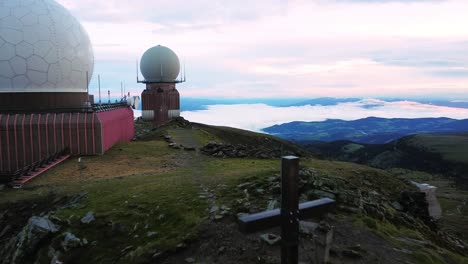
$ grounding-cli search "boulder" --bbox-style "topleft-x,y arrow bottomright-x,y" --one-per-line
61,232 -> 81,251
299,221 -> 319,235
80,212 -> 95,224
2,216 -> 60,264
260,233 -> 281,245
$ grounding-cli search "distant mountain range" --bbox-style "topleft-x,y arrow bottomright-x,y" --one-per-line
262,117 -> 468,144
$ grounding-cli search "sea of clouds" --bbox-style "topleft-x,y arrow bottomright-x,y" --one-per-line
133,99 -> 468,132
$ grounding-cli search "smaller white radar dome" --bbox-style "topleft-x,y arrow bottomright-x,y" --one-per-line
140,45 -> 180,82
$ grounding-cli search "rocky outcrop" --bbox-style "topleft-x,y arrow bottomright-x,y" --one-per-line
0,216 -> 60,264
233,166 -> 468,256
201,142 -> 296,159
411,182 -> 442,219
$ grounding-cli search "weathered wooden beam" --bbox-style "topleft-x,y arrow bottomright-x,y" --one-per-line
281,156 -> 300,264
238,198 -> 335,233
237,156 -> 335,264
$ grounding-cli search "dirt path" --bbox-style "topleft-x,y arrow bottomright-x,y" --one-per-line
168,128 -> 218,214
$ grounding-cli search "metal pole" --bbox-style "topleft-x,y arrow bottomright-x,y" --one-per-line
281,156 -> 299,264
98,74 -> 101,104
86,71 -> 90,105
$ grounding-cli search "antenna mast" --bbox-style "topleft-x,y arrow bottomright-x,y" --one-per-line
136,59 -> 139,82
98,74 -> 101,104
85,71 -> 90,106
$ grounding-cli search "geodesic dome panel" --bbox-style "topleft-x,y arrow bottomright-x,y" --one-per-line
0,0 -> 94,93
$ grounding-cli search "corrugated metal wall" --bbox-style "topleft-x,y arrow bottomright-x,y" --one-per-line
97,107 -> 135,152
0,107 -> 134,175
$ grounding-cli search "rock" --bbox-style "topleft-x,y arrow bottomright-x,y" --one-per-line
214,215 -> 224,220
176,243 -> 187,249
49,216 -> 64,225
260,233 -> 281,245
267,200 -> 278,210
314,223 -> 334,264
299,221 -> 319,235
80,212 -> 95,224
152,252 -> 163,260
0,184 -> 5,191
391,201 -> 403,211
218,246 -> 226,254
3,216 -> 60,264
185,257 -> 195,263
61,232 -> 81,251
200,142 -> 286,159
412,182 -> 442,220
209,206 -> 219,214
342,249 -> 363,258
168,143 -> 177,148
147,232 -> 157,238
121,245 -> 134,254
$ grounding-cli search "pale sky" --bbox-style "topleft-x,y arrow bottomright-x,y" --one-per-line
57,0 -> 468,100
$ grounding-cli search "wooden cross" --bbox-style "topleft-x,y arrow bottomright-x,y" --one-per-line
238,156 -> 335,264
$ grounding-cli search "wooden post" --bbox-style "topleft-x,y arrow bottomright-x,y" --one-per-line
281,156 -> 299,264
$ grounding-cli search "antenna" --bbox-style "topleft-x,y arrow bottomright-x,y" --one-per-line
121,82 -> 123,99
136,59 -> 139,82
85,71 -> 90,106
108,90 -> 110,103
98,74 -> 101,104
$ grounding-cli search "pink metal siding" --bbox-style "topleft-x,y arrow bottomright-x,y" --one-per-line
0,107 -> 134,177
96,107 -> 134,153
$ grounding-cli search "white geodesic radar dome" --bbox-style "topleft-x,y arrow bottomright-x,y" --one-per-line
0,0 -> 94,93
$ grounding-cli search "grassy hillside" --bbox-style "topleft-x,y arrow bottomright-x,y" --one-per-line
0,120 -> 466,264
405,133 -> 468,164
305,133 -> 468,180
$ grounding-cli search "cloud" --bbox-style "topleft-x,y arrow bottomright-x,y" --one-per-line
332,0 -> 445,3
180,99 -> 468,132
56,0 -> 468,100
430,68 -> 468,78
